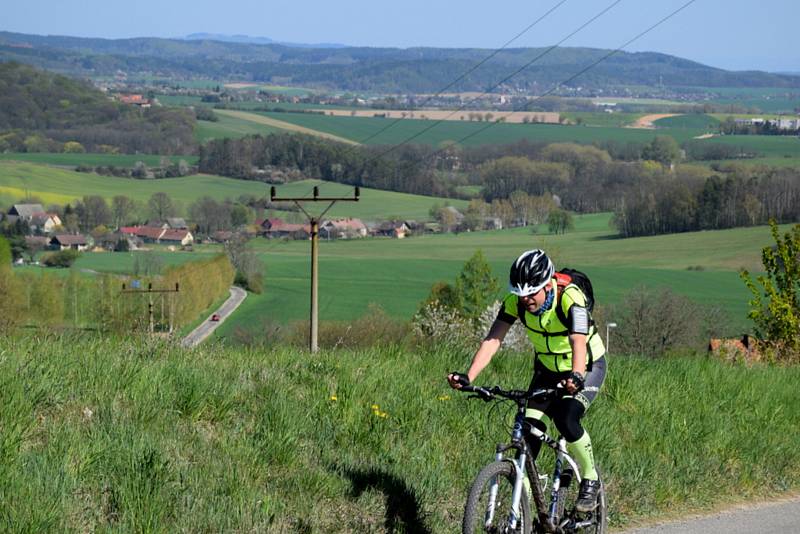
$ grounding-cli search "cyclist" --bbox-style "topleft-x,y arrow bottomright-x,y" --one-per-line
448,249 -> 606,513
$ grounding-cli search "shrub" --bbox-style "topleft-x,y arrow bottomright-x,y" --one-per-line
454,250 -> 500,322
41,249 -> 81,268
740,221 -> 800,362
412,300 -> 473,349
609,286 -> 727,357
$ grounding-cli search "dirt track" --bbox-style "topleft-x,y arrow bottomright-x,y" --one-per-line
215,109 -> 359,145
628,113 -> 679,129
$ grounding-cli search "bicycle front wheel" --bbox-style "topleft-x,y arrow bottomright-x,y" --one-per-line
463,461 -> 532,534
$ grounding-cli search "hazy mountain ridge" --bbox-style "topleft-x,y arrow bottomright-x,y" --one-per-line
1,31 -> 798,93
183,33 -> 347,49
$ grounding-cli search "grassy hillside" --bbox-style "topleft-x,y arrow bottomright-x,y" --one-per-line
1,335 -> 798,532
0,161 -> 465,219
207,214 -> 785,338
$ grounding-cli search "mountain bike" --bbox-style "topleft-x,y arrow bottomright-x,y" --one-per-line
456,383 -> 607,534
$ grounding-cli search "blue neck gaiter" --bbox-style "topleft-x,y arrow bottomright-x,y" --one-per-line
531,289 -> 555,316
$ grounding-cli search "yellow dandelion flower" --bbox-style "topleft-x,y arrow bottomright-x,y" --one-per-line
371,404 -> 380,411
329,395 -> 338,401
438,395 -> 451,401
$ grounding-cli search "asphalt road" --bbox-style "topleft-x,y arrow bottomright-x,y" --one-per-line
181,286 -> 247,348
616,497 -> 800,534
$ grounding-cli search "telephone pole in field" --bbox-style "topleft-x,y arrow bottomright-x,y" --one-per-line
270,185 -> 360,353
121,281 -> 180,333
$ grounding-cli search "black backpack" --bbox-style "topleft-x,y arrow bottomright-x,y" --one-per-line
553,268 -> 595,326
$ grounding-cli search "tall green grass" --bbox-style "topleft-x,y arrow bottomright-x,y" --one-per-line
0,335 -> 798,532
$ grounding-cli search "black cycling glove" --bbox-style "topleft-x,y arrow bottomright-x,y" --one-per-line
567,371 -> 585,392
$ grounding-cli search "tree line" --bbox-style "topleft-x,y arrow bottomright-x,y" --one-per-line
612,165 -> 800,237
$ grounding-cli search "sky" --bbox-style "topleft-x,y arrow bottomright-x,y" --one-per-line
3,0 -> 799,72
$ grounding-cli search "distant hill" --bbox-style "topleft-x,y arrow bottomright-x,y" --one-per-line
182,33 -> 347,49
0,62 -> 195,154
1,31 -> 799,93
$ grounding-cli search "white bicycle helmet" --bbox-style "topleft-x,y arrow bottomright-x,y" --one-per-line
509,249 -> 554,297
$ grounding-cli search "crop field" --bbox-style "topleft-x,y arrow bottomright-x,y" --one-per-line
0,161 -> 464,219
194,112 -> 284,142
0,153 -> 197,168
653,114 -> 720,129
207,214 -> 787,339
248,110 -> 705,146
561,111 -> 644,128
697,134 -> 800,158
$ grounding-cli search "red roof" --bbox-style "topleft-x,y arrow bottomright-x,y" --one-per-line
160,229 -> 191,242
261,217 -> 285,229
136,227 -> 166,240
120,226 -> 140,235
119,94 -> 148,104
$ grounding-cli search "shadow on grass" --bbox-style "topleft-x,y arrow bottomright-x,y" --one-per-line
338,465 -> 432,534
588,233 -> 625,241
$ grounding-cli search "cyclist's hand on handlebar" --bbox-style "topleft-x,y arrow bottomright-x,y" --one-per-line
561,371 -> 585,395
447,372 -> 471,389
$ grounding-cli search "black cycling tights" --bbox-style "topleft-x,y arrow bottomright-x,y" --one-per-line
524,398 -> 586,461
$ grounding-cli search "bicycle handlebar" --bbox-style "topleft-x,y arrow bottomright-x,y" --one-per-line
458,384 -> 561,404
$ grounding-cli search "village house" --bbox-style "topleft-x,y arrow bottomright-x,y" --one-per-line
8,203 -> 45,221
50,234 -> 88,251
159,229 -> 194,247
97,232 -> 142,251
166,217 -> 188,229
117,94 -> 152,108
320,218 -> 368,239
122,225 -> 193,246
258,217 -> 285,234
371,221 -> 410,239
264,221 -> 311,240
29,213 -> 62,234
211,230 -> 234,243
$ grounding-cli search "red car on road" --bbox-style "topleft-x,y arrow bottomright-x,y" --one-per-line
210,313 -> 221,322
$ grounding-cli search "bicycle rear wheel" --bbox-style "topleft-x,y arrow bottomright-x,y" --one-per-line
463,461 -> 532,534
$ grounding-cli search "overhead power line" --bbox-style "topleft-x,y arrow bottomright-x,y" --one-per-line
430,0 -> 699,153
370,0 -> 625,159
356,0 -> 571,145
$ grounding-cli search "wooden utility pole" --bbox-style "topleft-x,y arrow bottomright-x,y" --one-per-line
121,282 -> 180,333
270,185 -> 360,353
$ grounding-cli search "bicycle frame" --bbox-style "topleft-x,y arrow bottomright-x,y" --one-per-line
490,398 -> 585,533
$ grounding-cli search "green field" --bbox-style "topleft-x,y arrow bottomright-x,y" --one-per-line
0,153 -> 197,168
200,214 -> 786,339
654,114 -> 721,129
0,162 -> 463,219
248,111 -> 705,146
697,135 -> 800,158
194,112 -> 284,142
